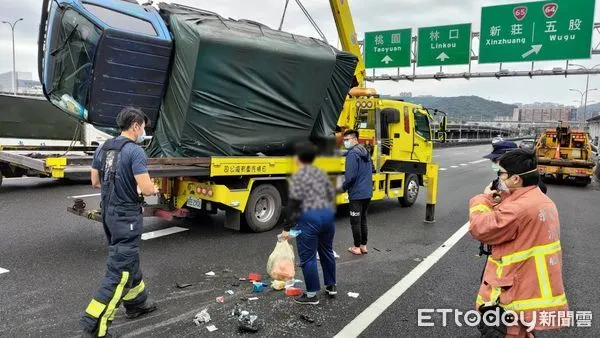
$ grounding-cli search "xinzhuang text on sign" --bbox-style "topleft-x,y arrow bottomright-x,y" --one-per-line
479,0 -> 595,64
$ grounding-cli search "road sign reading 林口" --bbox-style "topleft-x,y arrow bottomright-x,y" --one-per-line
364,29 -> 412,68
479,0 -> 595,63
417,24 -> 472,66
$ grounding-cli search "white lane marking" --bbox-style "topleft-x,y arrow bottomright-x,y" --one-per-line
439,168 -> 447,171
141,227 -> 189,240
450,165 -> 459,168
433,155 -> 440,158
334,222 -> 470,338
460,163 -> 468,166
469,159 -> 488,164
68,193 -> 101,199
0,267 -> 9,275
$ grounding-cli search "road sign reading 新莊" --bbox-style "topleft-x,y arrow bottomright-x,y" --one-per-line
364,29 -> 412,68
417,24 -> 472,66
479,0 -> 595,64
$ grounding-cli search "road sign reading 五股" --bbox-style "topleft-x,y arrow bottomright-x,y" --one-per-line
417,24 -> 472,66
479,0 -> 595,64
364,29 -> 412,68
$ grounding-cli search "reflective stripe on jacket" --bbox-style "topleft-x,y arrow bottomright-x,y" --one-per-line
469,185 -> 568,331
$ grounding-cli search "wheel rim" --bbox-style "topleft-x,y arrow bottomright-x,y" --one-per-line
254,195 -> 275,223
407,179 -> 419,202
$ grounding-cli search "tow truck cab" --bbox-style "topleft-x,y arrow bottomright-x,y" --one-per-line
39,0 -> 172,129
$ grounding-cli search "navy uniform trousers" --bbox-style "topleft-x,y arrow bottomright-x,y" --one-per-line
80,138 -> 149,337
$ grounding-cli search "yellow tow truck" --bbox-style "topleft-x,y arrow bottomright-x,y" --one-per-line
33,0 -> 448,232
536,121 -> 596,186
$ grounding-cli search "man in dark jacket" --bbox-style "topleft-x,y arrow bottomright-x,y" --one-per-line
342,130 -> 373,255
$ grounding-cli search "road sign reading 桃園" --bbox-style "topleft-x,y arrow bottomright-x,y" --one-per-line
479,0 -> 595,63
417,24 -> 472,66
364,29 -> 412,68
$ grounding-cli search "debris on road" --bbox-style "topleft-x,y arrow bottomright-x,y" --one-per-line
413,258 -> 422,262
176,282 -> 192,289
205,271 -> 216,276
271,280 -> 286,290
193,309 -> 211,326
284,279 -> 303,289
238,312 -> 260,333
347,292 -> 359,298
206,325 -> 218,332
216,296 -> 225,303
285,287 -> 302,297
252,282 -> 265,293
248,297 -> 259,301
248,273 -> 261,282
239,277 -> 247,282
373,247 -> 381,252
225,289 -> 235,295
232,282 -> 241,287
300,314 -> 315,324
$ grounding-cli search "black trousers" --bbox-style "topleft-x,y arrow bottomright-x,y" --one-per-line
349,199 -> 370,247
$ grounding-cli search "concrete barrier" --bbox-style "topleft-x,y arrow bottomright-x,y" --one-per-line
434,137 -> 529,149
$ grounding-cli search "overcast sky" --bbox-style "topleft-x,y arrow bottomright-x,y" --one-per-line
2,0 -> 600,106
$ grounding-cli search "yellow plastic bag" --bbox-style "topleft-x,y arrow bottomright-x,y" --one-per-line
267,240 -> 296,281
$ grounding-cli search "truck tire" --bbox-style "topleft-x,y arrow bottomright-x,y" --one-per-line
399,174 -> 419,207
243,184 -> 282,232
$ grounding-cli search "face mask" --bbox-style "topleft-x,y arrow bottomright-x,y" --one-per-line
344,140 -> 353,149
136,128 -> 146,144
497,178 -> 509,192
491,162 -> 501,173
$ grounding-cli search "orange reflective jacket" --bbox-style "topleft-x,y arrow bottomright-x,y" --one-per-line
469,185 -> 568,332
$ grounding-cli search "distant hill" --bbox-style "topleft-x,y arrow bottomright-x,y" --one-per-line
384,95 -> 518,121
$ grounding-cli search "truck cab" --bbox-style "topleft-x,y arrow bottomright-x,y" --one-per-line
39,0 -> 172,128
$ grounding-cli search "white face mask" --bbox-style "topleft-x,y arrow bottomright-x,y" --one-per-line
344,140 -> 353,149
491,162 -> 501,173
136,127 -> 146,144
497,178 -> 509,192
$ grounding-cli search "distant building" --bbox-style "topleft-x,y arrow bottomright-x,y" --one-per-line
512,104 -> 575,123
0,71 -> 42,95
398,92 -> 412,97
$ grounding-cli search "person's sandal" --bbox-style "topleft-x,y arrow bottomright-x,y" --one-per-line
348,247 -> 362,255
360,245 -> 368,254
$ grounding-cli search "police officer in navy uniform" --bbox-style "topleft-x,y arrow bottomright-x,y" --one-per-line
81,107 -> 159,337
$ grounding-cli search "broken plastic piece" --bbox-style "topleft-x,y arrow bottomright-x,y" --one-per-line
248,297 -> 259,301
347,292 -> 359,298
193,309 -> 211,326
373,247 -> 381,252
216,296 -> 225,303
239,277 -> 247,282
253,282 -> 264,293
206,325 -> 218,332
225,290 -> 235,295
205,271 -> 216,276
248,273 -> 261,282
285,287 -> 302,297
238,312 -> 260,333
271,280 -> 286,290
176,283 -> 192,289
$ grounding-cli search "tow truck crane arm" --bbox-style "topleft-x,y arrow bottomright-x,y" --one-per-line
328,0 -> 365,87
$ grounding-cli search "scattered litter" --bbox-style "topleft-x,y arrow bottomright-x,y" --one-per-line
223,268 -> 233,273
253,282 -> 265,293
239,277 -> 247,282
386,249 -> 392,252
193,309 -> 211,326
248,297 -> 259,301
413,258 -> 422,262
271,280 -> 286,290
176,282 -> 192,289
238,312 -> 260,333
300,314 -> 315,323
205,271 -> 216,276
216,296 -> 225,303
285,287 -> 302,297
248,273 -> 261,282
225,290 -> 235,295
232,282 -> 241,287
373,247 -> 381,252
347,292 -> 360,298
206,325 -> 218,332
284,279 -> 303,289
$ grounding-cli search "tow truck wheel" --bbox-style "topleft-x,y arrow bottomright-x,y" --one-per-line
243,184 -> 282,233
399,174 -> 419,207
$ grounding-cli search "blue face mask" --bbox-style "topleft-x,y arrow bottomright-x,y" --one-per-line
136,128 -> 146,144
344,140 -> 353,149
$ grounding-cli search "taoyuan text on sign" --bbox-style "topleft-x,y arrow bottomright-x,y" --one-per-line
479,0 -> 595,63
364,29 -> 412,68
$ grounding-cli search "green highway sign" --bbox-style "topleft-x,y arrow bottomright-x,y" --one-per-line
364,29 -> 412,68
417,24 -> 472,66
479,0 -> 595,63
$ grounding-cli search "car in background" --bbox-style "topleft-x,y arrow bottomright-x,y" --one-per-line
519,138 -> 536,150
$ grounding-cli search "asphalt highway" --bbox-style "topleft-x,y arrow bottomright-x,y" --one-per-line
0,144 -> 598,337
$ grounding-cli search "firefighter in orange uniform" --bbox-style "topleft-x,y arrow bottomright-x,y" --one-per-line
469,149 -> 568,337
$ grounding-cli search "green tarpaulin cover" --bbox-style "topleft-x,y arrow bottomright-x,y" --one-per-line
147,3 -> 357,157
